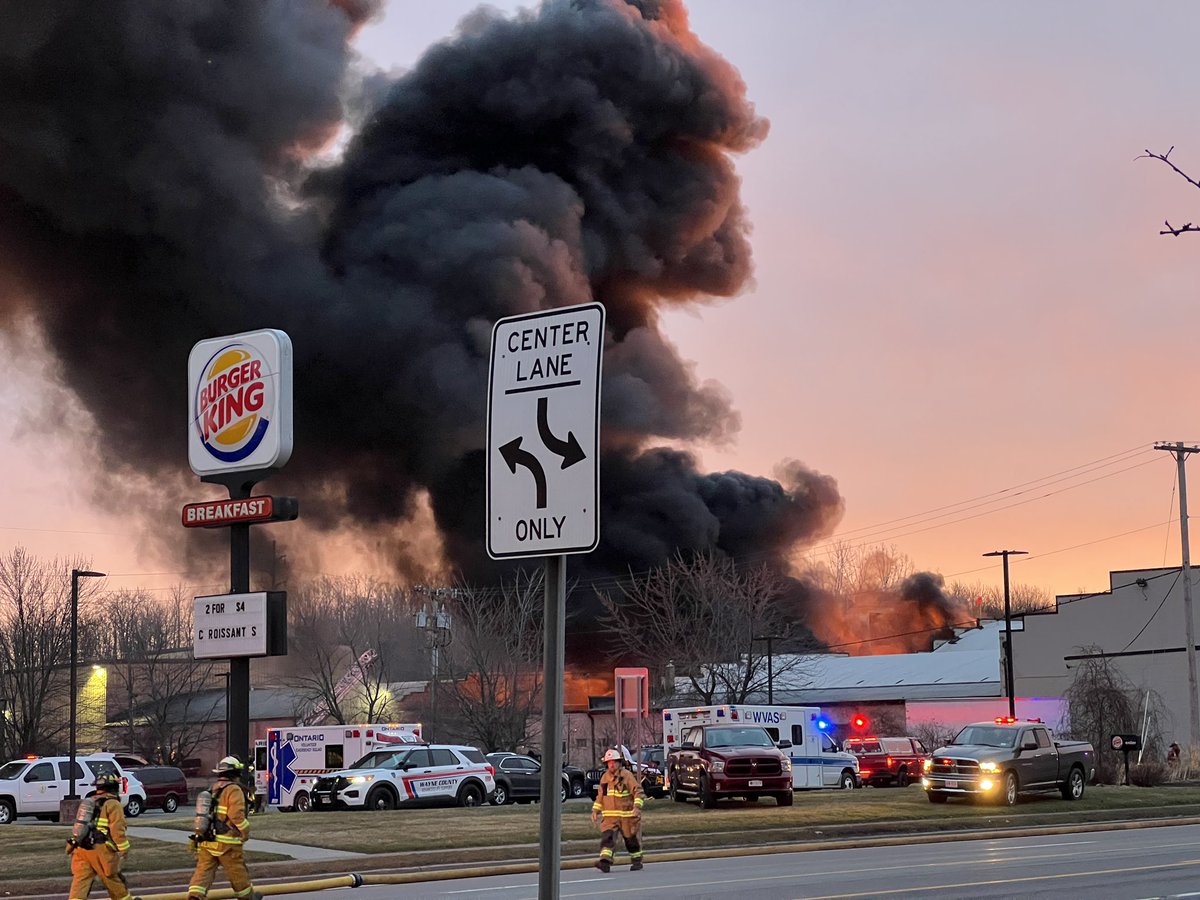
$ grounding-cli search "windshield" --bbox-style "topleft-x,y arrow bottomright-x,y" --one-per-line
704,727 -> 774,749
85,760 -> 118,777
348,750 -> 404,770
950,726 -> 1017,748
0,761 -> 28,780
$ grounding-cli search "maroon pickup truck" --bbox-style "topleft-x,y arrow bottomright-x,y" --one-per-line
844,736 -> 929,787
666,723 -> 793,809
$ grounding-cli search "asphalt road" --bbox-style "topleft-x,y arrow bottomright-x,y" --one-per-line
273,823 -> 1200,899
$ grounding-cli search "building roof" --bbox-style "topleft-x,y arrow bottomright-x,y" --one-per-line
108,686 -> 312,727
675,621 -> 1005,704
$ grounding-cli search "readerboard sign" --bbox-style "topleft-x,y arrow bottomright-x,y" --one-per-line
193,591 -> 287,659
188,329 -> 293,477
486,303 -> 604,559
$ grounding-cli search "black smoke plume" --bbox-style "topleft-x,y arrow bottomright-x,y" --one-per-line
0,1 -> 842,598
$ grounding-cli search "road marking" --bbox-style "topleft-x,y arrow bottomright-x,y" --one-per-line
800,857 -> 1200,899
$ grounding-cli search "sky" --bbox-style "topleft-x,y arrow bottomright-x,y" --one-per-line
3,0 -> 1200,600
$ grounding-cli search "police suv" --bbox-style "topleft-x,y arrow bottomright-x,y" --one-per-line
311,743 -> 495,810
0,755 -> 148,824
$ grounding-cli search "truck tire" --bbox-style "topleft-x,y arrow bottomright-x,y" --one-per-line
0,798 -> 15,823
699,775 -> 718,810
839,770 -> 856,790
896,768 -> 909,788
927,790 -> 948,804
1000,771 -> 1019,807
124,795 -> 144,818
669,779 -> 687,803
366,786 -> 396,811
571,778 -> 585,798
1060,766 -> 1086,801
775,790 -> 794,807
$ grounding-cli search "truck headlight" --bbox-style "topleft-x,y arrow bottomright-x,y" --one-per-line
980,779 -> 994,791
923,758 -> 932,772
979,762 -> 999,773
710,760 -> 725,773
348,775 -> 374,784
782,758 -> 792,773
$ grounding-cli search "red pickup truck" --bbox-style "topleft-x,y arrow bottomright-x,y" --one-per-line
844,736 -> 929,787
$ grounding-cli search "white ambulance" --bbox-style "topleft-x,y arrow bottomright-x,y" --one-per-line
265,723 -> 422,811
663,705 -> 860,790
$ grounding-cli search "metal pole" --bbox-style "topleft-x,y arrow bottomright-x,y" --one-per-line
767,636 -> 775,706
538,555 -> 566,900
1002,555 -> 1015,719
227,484 -> 252,762
1174,444 -> 1200,748
69,570 -> 79,800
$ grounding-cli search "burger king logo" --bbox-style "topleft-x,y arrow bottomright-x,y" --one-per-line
195,343 -> 273,462
188,329 -> 292,477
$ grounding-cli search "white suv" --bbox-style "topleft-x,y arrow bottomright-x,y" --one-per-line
0,755 -> 148,824
311,744 -> 495,810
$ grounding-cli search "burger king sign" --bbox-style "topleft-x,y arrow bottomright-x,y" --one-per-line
188,329 -> 293,477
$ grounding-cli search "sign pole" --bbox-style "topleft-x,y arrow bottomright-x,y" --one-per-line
225,478 -> 255,762
538,554 -> 566,900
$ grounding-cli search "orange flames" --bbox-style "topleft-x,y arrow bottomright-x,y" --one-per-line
806,589 -> 969,656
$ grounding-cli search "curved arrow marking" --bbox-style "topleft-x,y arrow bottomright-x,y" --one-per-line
537,397 -> 586,469
500,436 -> 548,508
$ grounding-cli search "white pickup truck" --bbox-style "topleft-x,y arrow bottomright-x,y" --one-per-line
0,755 -> 147,823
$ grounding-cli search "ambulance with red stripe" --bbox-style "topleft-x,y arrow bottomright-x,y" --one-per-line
265,723 -> 423,812
312,742 -> 496,810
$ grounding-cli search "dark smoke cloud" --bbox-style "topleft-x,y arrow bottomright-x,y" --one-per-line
0,0 -> 841,591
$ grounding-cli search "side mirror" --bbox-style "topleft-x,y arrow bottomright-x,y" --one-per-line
777,740 -> 793,750
680,742 -> 697,751
1021,740 -> 1038,751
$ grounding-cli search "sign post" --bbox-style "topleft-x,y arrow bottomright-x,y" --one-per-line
487,303 -> 604,900
1111,733 -> 1142,785
188,329 -> 295,765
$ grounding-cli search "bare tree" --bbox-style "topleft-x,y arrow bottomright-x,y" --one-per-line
0,548 -> 97,754
85,587 -> 220,764
944,579 -> 1053,619
439,571 -> 544,752
804,542 -> 914,596
1138,146 -> 1200,236
1064,646 -> 1169,783
600,552 -> 811,706
288,576 -> 424,725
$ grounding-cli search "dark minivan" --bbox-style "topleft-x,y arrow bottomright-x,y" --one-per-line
135,766 -> 190,813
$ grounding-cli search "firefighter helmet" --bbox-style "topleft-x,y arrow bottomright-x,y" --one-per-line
602,748 -> 624,763
94,772 -> 121,793
213,755 -> 245,775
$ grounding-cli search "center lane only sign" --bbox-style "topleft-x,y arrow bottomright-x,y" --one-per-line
487,303 -> 604,559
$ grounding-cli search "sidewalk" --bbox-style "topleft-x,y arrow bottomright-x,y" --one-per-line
127,826 -> 366,861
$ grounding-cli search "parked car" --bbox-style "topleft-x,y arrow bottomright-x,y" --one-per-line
110,753 -> 150,770
0,755 -> 147,824
311,744 -> 495,810
666,724 -> 793,808
486,753 -> 571,805
922,717 -> 1096,805
134,765 -> 189,813
844,736 -> 929,787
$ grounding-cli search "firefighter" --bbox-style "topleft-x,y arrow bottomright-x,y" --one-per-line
188,756 -> 261,900
67,772 -> 139,900
590,747 -> 645,873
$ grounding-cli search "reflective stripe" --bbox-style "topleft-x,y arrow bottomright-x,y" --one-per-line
116,839 -> 131,850
235,889 -> 253,898
215,834 -> 244,844
634,798 -> 645,808
601,810 -> 638,817
591,803 -> 602,811
600,848 -> 614,859
188,890 -> 207,897
215,805 -> 229,814
631,850 -> 644,859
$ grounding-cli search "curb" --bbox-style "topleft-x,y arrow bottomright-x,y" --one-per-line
122,814 -> 1200,899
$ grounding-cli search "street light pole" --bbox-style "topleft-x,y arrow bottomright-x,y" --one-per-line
753,635 -> 784,705
69,569 -> 105,800
983,551 -> 1026,718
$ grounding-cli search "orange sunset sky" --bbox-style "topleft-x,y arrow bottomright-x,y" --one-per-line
3,0 -> 1200,603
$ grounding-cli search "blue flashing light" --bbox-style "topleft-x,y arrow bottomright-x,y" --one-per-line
816,719 -> 831,731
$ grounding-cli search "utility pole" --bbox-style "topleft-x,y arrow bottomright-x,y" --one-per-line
1156,441 -> 1200,748
983,550 -> 1027,718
